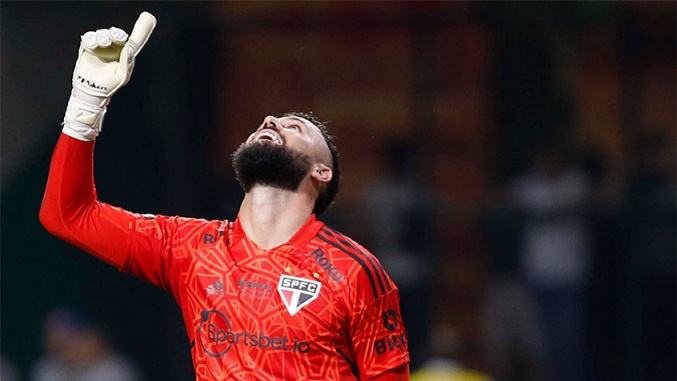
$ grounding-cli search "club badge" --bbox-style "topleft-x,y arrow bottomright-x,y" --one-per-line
277,275 -> 321,316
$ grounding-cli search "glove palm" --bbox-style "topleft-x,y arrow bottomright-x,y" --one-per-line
63,12 -> 156,141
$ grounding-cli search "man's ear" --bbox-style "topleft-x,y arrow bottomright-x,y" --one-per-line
311,164 -> 333,184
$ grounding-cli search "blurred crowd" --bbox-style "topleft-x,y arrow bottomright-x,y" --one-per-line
350,134 -> 675,381
2,308 -> 144,381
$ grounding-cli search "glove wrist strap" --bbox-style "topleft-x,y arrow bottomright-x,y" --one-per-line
62,88 -> 110,141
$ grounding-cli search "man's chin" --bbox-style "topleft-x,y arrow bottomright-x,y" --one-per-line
232,142 -> 312,193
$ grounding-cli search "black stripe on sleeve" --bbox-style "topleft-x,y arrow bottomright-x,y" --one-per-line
317,233 -> 379,298
318,227 -> 391,298
322,227 -> 391,295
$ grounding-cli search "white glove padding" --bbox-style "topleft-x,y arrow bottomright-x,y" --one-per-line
63,12 -> 156,141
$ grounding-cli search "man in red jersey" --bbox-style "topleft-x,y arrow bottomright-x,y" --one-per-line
40,12 -> 410,381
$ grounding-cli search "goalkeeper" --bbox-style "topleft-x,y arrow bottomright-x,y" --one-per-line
40,12 -> 410,381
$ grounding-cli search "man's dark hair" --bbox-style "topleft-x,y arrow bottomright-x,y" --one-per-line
283,112 -> 340,215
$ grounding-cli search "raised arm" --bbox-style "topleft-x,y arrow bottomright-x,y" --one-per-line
39,13 -> 157,269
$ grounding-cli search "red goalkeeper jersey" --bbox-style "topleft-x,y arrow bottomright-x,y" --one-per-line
40,134 -> 410,380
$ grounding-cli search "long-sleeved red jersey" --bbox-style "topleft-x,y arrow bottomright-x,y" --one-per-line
40,134 -> 410,380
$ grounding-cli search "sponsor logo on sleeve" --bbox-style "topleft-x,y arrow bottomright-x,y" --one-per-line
373,309 -> 408,355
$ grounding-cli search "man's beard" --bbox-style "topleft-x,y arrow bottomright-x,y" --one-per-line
232,141 -> 312,192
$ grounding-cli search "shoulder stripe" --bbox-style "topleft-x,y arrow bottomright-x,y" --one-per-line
320,227 -> 391,296
317,233 -> 379,298
321,227 -> 391,295
318,227 -> 391,298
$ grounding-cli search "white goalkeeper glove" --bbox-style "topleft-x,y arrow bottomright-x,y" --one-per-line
62,11 -> 156,141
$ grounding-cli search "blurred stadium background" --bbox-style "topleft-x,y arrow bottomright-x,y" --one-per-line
2,2 -> 674,380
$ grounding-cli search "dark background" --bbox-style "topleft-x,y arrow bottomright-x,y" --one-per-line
2,2 -> 674,380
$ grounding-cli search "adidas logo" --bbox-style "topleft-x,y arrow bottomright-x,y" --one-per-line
206,279 -> 225,296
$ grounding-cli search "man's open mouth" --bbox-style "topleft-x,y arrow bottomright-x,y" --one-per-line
253,130 -> 282,145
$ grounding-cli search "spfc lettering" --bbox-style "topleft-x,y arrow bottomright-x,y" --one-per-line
277,275 -> 321,316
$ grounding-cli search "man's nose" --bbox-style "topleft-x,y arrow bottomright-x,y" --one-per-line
262,115 -> 281,130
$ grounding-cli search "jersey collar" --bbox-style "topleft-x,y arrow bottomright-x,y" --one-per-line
231,214 -> 325,251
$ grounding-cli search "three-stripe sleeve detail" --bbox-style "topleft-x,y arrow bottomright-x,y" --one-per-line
317,227 -> 391,299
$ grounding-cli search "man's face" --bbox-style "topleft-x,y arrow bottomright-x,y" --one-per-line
232,115 -> 330,193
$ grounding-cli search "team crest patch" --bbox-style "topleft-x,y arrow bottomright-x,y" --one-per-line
277,275 -> 321,316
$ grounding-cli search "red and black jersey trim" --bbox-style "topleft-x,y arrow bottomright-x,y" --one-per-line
317,227 -> 391,299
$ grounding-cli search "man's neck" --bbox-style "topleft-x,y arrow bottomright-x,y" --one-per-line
237,186 -> 314,250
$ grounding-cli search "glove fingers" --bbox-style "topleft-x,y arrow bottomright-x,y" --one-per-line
109,27 -> 129,46
127,12 -> 156,56
82,31 -> 99,50
96,29 -> 112,48
81,28 -> 127,50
